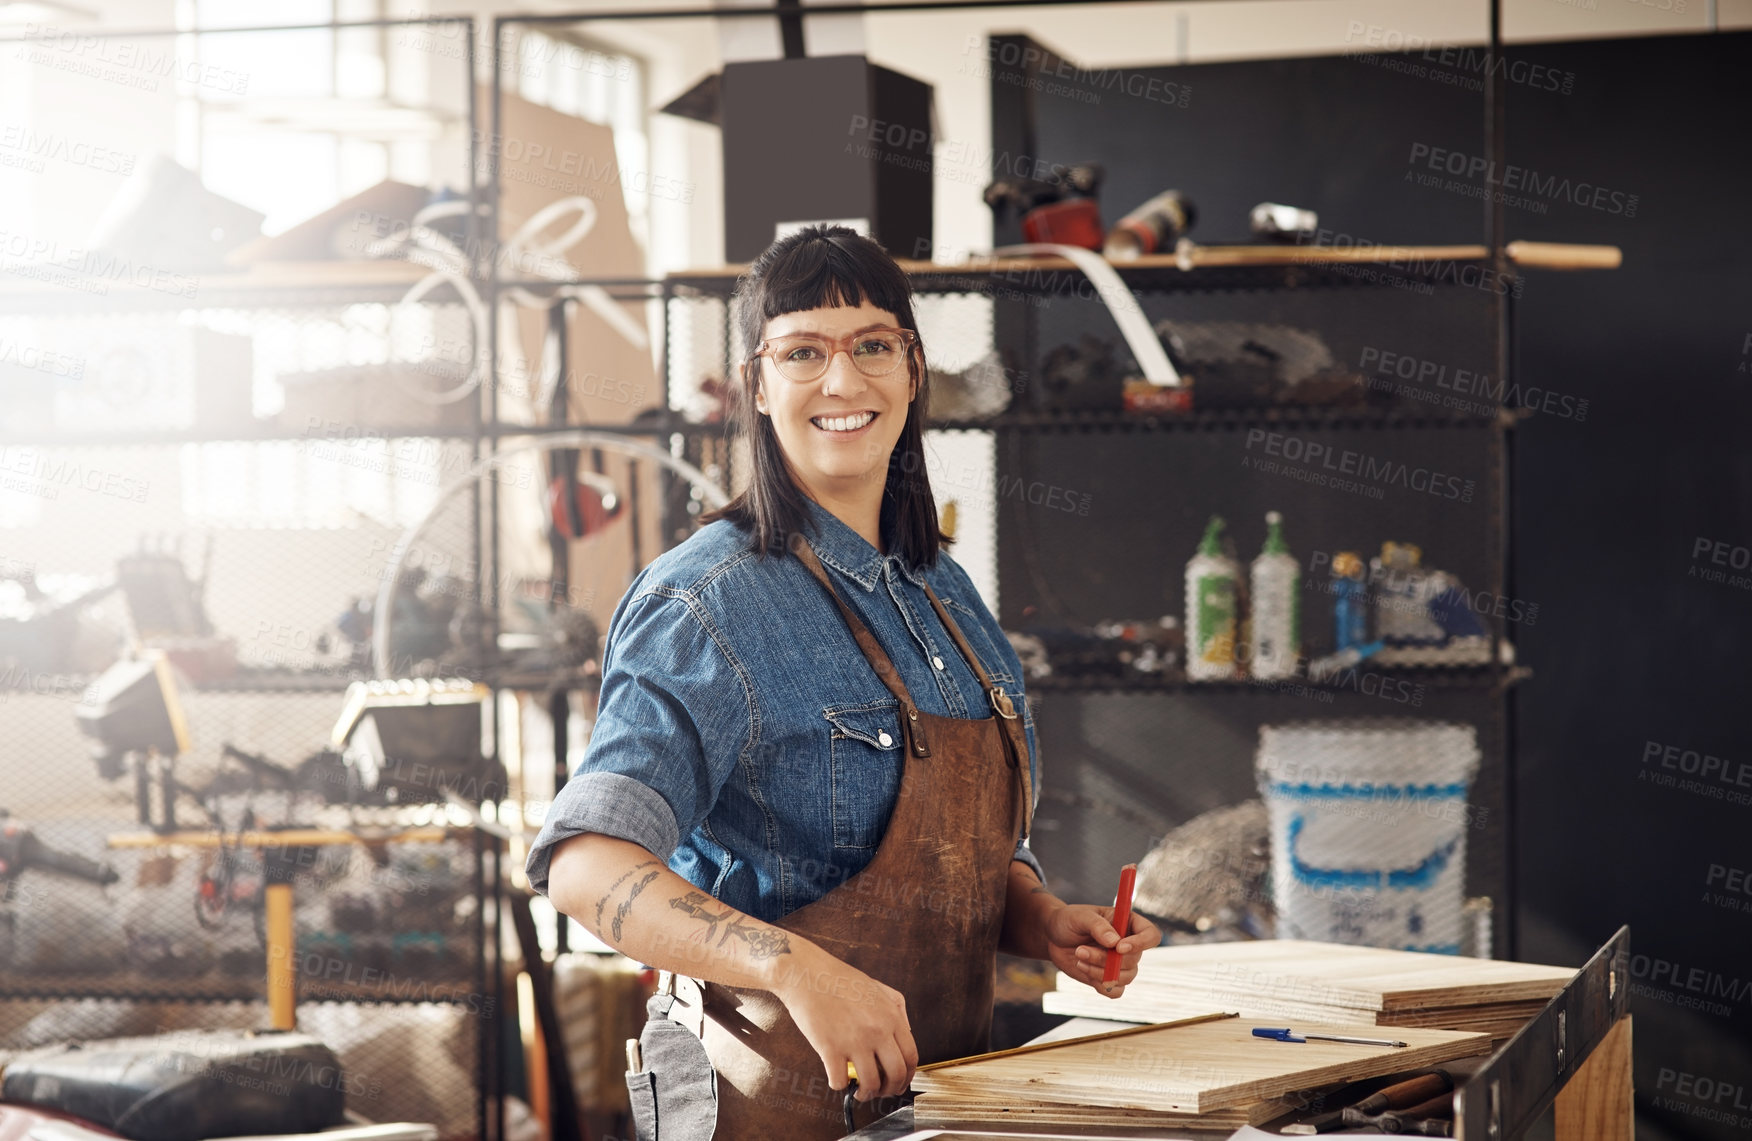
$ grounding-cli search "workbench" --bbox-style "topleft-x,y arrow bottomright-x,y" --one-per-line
847,929 -> 1633,1141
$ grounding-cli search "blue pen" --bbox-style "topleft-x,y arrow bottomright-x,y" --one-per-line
1252,1027 -> 1408,1047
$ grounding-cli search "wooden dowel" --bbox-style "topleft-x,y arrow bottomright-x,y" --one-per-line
1506,241 -> 1622,270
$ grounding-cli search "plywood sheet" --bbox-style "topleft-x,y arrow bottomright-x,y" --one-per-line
913,1091 -> 1290,1130
1043,983 -> 1546,1042
1109,941 -> 1575,1013
912,1016 -> 1491,1114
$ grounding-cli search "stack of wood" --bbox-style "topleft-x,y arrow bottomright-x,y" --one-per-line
1043,940 -> 1576,1044
911,1012 -> 1493,1132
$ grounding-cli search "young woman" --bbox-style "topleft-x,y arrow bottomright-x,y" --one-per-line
528,225 -> 1159,1140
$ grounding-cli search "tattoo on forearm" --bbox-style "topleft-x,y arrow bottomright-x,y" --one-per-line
719,913 -> 794,959
1029,885 -> 1054,896
611,870 -> 661,942
670,891 -> 794,959
593,859 -> 659,931
670,891 -> 723,929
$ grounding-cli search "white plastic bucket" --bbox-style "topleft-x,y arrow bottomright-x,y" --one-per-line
1257,720 -> 1481,953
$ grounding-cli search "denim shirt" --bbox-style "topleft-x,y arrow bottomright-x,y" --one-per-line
526,497 -> 1041,923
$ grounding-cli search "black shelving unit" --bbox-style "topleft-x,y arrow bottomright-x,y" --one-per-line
0,17 -> 512,1141
651,237 -> 1621,959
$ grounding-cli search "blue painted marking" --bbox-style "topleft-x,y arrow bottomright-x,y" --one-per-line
1287,814 -> 1461,891
1267,781 -> 1470,801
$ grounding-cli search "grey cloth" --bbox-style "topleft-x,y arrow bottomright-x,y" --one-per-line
628,993 -> 718,1141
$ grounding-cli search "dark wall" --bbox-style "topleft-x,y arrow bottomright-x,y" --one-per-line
985,30 -> 1752,1140
1506,32 -> 1752,1141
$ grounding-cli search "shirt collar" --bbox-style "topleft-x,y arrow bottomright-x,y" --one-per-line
801,497 -> 929,591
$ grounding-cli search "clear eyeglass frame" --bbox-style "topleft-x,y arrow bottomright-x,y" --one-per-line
750,327 -> 919,384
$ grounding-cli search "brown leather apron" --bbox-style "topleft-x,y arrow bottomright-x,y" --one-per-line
688,534 -> 1033,1140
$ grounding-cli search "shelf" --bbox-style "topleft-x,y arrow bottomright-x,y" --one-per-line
665,242 -> 1619,300
1029,664 -> 1528,696
0,971 -> 482,1007
0,260 -> 465,315
930,406 -> 1504,433
0,407 -> 1498,448
0,664 -> 619,696
0,668 -> 361,696
0,416 -> 722,449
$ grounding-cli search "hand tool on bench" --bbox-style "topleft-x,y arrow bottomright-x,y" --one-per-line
1283,1069 -> 1455,1134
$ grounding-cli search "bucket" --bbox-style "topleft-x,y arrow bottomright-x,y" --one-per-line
1257,720 -> 1481,953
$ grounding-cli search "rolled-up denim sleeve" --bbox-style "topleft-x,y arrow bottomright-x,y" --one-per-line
526,588 -> 749,896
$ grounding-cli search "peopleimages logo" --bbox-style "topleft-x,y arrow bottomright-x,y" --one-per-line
1342,22 -> 1577,95
1638,739 -> 1752,806
1358,346 -> 1589,421
0,126 -> 136,175
1242,429 -> 1475,502
959,36 -> 1190,109
1407,143 -> 1639,218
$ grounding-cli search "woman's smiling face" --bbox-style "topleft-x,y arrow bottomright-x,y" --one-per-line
753,299 -> 916,503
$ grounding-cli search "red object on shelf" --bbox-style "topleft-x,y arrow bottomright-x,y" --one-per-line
1021,198 -> 1104,250
547,476 -> 623,540
1123,379 -> 1196,416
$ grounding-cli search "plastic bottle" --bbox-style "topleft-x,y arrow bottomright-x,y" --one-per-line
1185,515 -> 1240,680
1331,550 -> 1369,652
1372,542 -> 1443,643
1249,511 -> 1301,680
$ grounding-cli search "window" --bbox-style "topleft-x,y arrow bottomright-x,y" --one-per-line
505,30 -> 652,257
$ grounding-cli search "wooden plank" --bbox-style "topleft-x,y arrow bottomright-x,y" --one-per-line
1554,1015 -> 1633,1141
913,1016 -> 1491,1114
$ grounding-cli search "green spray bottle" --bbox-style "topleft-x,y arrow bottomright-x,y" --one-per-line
1185,515 -> 1240,680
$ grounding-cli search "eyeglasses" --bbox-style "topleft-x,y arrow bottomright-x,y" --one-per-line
750,328 -> 919,384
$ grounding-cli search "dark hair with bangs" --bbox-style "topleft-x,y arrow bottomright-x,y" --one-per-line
703,225 -> 947,566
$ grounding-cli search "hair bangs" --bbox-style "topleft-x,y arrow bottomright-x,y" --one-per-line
758,235 -> 911,328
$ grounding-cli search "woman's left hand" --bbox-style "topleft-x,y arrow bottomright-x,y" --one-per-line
1042,904 -> 1162,997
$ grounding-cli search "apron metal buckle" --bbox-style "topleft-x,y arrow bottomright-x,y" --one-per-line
989,686 -> 1018,719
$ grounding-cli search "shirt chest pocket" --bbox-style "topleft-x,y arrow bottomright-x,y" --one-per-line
824,700 -> 904,851
939,597 -> 1016,685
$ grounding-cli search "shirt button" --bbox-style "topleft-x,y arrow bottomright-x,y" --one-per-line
931,655 -> 945,670
878,731 -> 893,747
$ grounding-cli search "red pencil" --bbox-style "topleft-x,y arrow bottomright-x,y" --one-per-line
1103,863 -> 1138,985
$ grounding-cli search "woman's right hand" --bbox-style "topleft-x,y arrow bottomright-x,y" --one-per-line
773,944 -> 918,1101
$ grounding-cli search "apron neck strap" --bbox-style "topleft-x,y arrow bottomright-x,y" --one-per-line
922,585 -> 1034,840
922,586 -> 1018,723
790,533 -> 932,759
